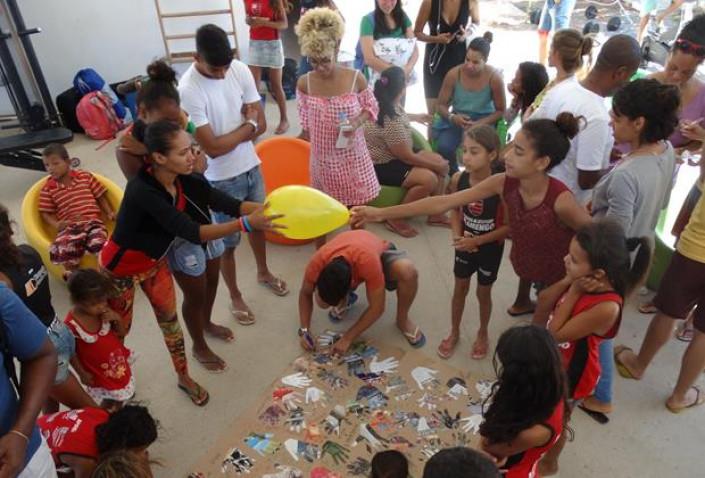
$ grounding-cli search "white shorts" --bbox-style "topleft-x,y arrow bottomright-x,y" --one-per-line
18,437 -> 57,478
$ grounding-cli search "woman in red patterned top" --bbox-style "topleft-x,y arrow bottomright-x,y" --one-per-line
480,325 -> 567,478
539,220 -> 650,475
351,112 -> 591,324
65,270 -> 134,408
38,404 -> 157,477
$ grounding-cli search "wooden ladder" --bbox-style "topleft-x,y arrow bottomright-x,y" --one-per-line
153,0 -> 240,64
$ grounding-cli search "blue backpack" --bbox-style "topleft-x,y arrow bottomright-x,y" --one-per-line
73,68 -> 132,124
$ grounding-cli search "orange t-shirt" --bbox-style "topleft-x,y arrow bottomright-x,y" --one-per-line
304,230 -> 389,292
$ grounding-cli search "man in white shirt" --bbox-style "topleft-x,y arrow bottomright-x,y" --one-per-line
531,34 -> 642,205
179,24 -> 289,325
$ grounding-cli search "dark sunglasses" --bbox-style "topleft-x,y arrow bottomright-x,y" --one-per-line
674,38 -> 705,57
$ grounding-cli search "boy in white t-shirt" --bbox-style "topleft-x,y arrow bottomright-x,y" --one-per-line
179,24 -> 289,325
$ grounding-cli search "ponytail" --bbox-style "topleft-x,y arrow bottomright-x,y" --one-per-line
374,66 -> 406,128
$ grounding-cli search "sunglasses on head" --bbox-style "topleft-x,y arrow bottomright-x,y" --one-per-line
674,38 -> 705,57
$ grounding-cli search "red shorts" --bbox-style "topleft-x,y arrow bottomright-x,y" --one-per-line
654,251 -> 705,333
50,219 -> 107,268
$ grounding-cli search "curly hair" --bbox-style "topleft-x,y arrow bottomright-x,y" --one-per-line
96,404 -> 158,454
0,204 -> 20,269
295,7 -> 344,59
612,79 -> 680,144
92,450 -> 155,478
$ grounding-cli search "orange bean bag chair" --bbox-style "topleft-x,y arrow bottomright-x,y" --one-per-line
256,137 -> 313,245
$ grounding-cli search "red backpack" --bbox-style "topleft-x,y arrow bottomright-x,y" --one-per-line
76,91 -> 122,140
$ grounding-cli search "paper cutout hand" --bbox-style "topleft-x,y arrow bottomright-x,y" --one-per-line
346,457 -> 371,476
369,355 -> 399,374
411,366 -> 440,390
262,465 -> 303,478
356,385 -> 388,409
284,439 -> 320,463
435,409 -> 461,429
348,341 -> 378,359
321,440 -> 350,465
244,432 -> 281,456
317,330 -> 342,349
281,372 -> 312,389
447,383 -> 469,400
321,405 -> 347,435
417,392 -> 438,410
221,448 -> 255,474
386,376 -> 413,401
475,380 -> 495,401
460,414 -> 483,434
259,404 -> 286,426
305,386 -> 328,407
352,423 -> 388,450
317,369 -> 349,390
346,400 -> 370,418
342,354 -> 366,376
286,407 -> 306,433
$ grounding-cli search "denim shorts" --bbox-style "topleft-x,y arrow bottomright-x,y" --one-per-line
210,166 -> 266,248
167,237 -> 225,277
47,318 -> 75,385
539,0 -> 577,32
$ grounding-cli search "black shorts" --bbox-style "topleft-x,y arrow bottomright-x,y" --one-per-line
374,160 -> 412,187
454,242 -> 504,285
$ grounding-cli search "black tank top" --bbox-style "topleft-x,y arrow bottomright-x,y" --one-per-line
458,171 -> 502,239
0,245 -> 55,327
429,0 -> 469,39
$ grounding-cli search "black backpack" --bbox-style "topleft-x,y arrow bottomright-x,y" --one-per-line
0,319 -> 19,393
281,58 -> 298,100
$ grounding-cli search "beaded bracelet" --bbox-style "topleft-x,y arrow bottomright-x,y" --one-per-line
239,216 -> 252,233
238,216 -> 248,233
9,429 -> 29,444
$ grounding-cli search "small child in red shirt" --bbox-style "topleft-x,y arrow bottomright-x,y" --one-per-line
65,269 -> 134,407
539,220 -> 651,474
39,143 -> 114,277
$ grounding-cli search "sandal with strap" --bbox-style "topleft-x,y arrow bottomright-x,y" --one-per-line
470,338 -> 489,360
229,304 -> 255,326
178,382 -> 210,407
613,345 -> 639,380
259,276 -> 290,296
437,336 -> 459,360
666,386 -> 705,414
403,326 -> 426,348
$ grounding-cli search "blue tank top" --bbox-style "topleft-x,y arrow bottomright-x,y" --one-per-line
451,70 -> 495,120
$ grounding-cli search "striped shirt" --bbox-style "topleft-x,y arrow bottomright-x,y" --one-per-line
38,170 -> 106,222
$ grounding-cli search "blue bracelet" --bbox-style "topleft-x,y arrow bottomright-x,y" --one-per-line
242,215 -> 252,233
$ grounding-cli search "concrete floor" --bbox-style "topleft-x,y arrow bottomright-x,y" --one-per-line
2,103 -> 701,478
2,5 -> 704,474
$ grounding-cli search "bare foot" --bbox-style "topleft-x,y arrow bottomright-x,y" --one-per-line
614,347 -> 644,380
538,459 -> 558,477
437,334 -> 459,359
275,120 -> 290,135
385,219 -> 418,238
666,386 -> 704,413
177,375 -> 209,406
257,272 -> 289,296
205,322 -> 235,342
427,214 -> 451,228
192,348 -> 227,373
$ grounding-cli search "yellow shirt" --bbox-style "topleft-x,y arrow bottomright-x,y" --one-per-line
677,180 -> 705,263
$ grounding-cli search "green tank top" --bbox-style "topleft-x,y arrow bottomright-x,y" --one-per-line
451,70 -> 495,121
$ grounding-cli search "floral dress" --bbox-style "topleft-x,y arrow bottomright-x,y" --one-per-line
65,312 -> 135,403
297,70 -> 381,206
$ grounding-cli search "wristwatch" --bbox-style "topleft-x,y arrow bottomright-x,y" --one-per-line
245,119 -> 258,130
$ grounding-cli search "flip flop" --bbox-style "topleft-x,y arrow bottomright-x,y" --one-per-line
613,345 -> 639,380
205,324 -> 235,342
437,336 -> 459,360
384,220 -> 418,238
470,338 -> 489,360
259,276 -> 290,296
665,386 -> 705,414
638,303 -> 658,314
506,306 -> 535,317
192,353 -> 227,374
676,323 -> 694,342
178,382 -> 210,407
403,327 -> 426,348
578,404 -> 610,424
229,304 -> 256,326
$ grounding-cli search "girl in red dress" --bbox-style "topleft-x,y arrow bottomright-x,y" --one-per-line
539,220 -> 650,474
65,270 -> 134,407
480,325 -> 566,478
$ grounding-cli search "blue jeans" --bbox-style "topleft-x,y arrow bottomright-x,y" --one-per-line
539,0 -> 577,32
210,166 -> 266,248
47,318 -> 76,385
432,121 -> 463,174
594,338 -> 613,403
167,237 -> 225,277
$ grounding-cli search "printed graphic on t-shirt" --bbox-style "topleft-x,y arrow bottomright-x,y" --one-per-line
23,265 -> 47,298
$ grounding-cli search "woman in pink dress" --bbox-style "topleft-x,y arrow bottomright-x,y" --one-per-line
296,7 -> 381,246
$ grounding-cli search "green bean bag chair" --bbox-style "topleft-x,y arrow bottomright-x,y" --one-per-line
646,209 -> 676,290
368,129 -> 431,208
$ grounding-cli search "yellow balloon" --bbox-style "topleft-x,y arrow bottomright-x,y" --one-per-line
266,185 -> 350,240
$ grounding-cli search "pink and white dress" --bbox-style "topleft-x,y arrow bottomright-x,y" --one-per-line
297,70 -> 381,206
